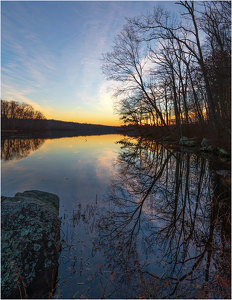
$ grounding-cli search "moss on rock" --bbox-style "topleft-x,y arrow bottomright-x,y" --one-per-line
217,148 -> 230,157
179,136 -> 197,147
1,190 -> 61,299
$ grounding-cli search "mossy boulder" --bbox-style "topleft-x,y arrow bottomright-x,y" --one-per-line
201,138 -> 210,147
161,136 -> 172,142
179,136 -> 196,147
217,147 -> 230,157
200,138 -> 216,152
14,190 -> 59,214
1,190 -> 61,299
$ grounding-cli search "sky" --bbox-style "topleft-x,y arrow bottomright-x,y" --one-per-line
2,1 -> 178,126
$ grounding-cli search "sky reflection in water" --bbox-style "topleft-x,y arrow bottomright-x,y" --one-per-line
1,134 -> 231,298
2,135 -> 120,212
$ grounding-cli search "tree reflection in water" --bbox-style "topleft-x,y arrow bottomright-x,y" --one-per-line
1,137 -> 45,161
97,137 -> 231,298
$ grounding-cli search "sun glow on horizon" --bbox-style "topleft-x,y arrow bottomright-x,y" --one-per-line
1,1 -> 156,127
45,113 -> 122,126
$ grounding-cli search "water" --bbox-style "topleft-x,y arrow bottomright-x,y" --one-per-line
1,134 -> 231,298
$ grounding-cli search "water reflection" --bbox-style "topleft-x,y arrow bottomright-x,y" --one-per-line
98,137 -> 231,298
1,137 -> 45,161
1,134 -> 230,298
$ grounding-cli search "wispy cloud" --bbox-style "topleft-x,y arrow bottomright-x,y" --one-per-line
2,32 -> 56,88
2,82 -> 43,110
1,1 -> 156,125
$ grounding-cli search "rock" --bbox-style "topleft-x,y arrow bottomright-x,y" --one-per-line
201,138 -> 210,147
1,190 -> 61,299
162,136 -> 172,141
179,147 -> 196,153
200,138 -> 216,152
215,170 -> 230,177
200,139 -> 230,157
217,148 -> 230,157
15,190 -> 59,214
179,136 -> 196,147
220,157 -> 230,163
201,145 -> 215,152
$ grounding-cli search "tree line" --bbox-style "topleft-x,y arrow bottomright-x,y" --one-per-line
102,1 -> 231,137
1,99 -> 46,120
1,99 -> 121,133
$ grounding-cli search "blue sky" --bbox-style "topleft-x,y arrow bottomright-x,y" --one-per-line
2,1 -> 177,125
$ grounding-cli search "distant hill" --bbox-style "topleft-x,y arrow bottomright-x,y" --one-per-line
1,118 -> 121,135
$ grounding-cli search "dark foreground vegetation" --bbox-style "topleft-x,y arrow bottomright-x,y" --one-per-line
1,100 -> 121,135
103,1 -> 231,149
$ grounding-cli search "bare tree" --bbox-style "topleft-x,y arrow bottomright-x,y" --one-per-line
102,1 -> 230,136
129,1 -> 230,132
1,99 -> 46,120
102,24 -> 168,129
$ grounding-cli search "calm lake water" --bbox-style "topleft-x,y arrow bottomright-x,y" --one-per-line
1,134 -> 231,298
